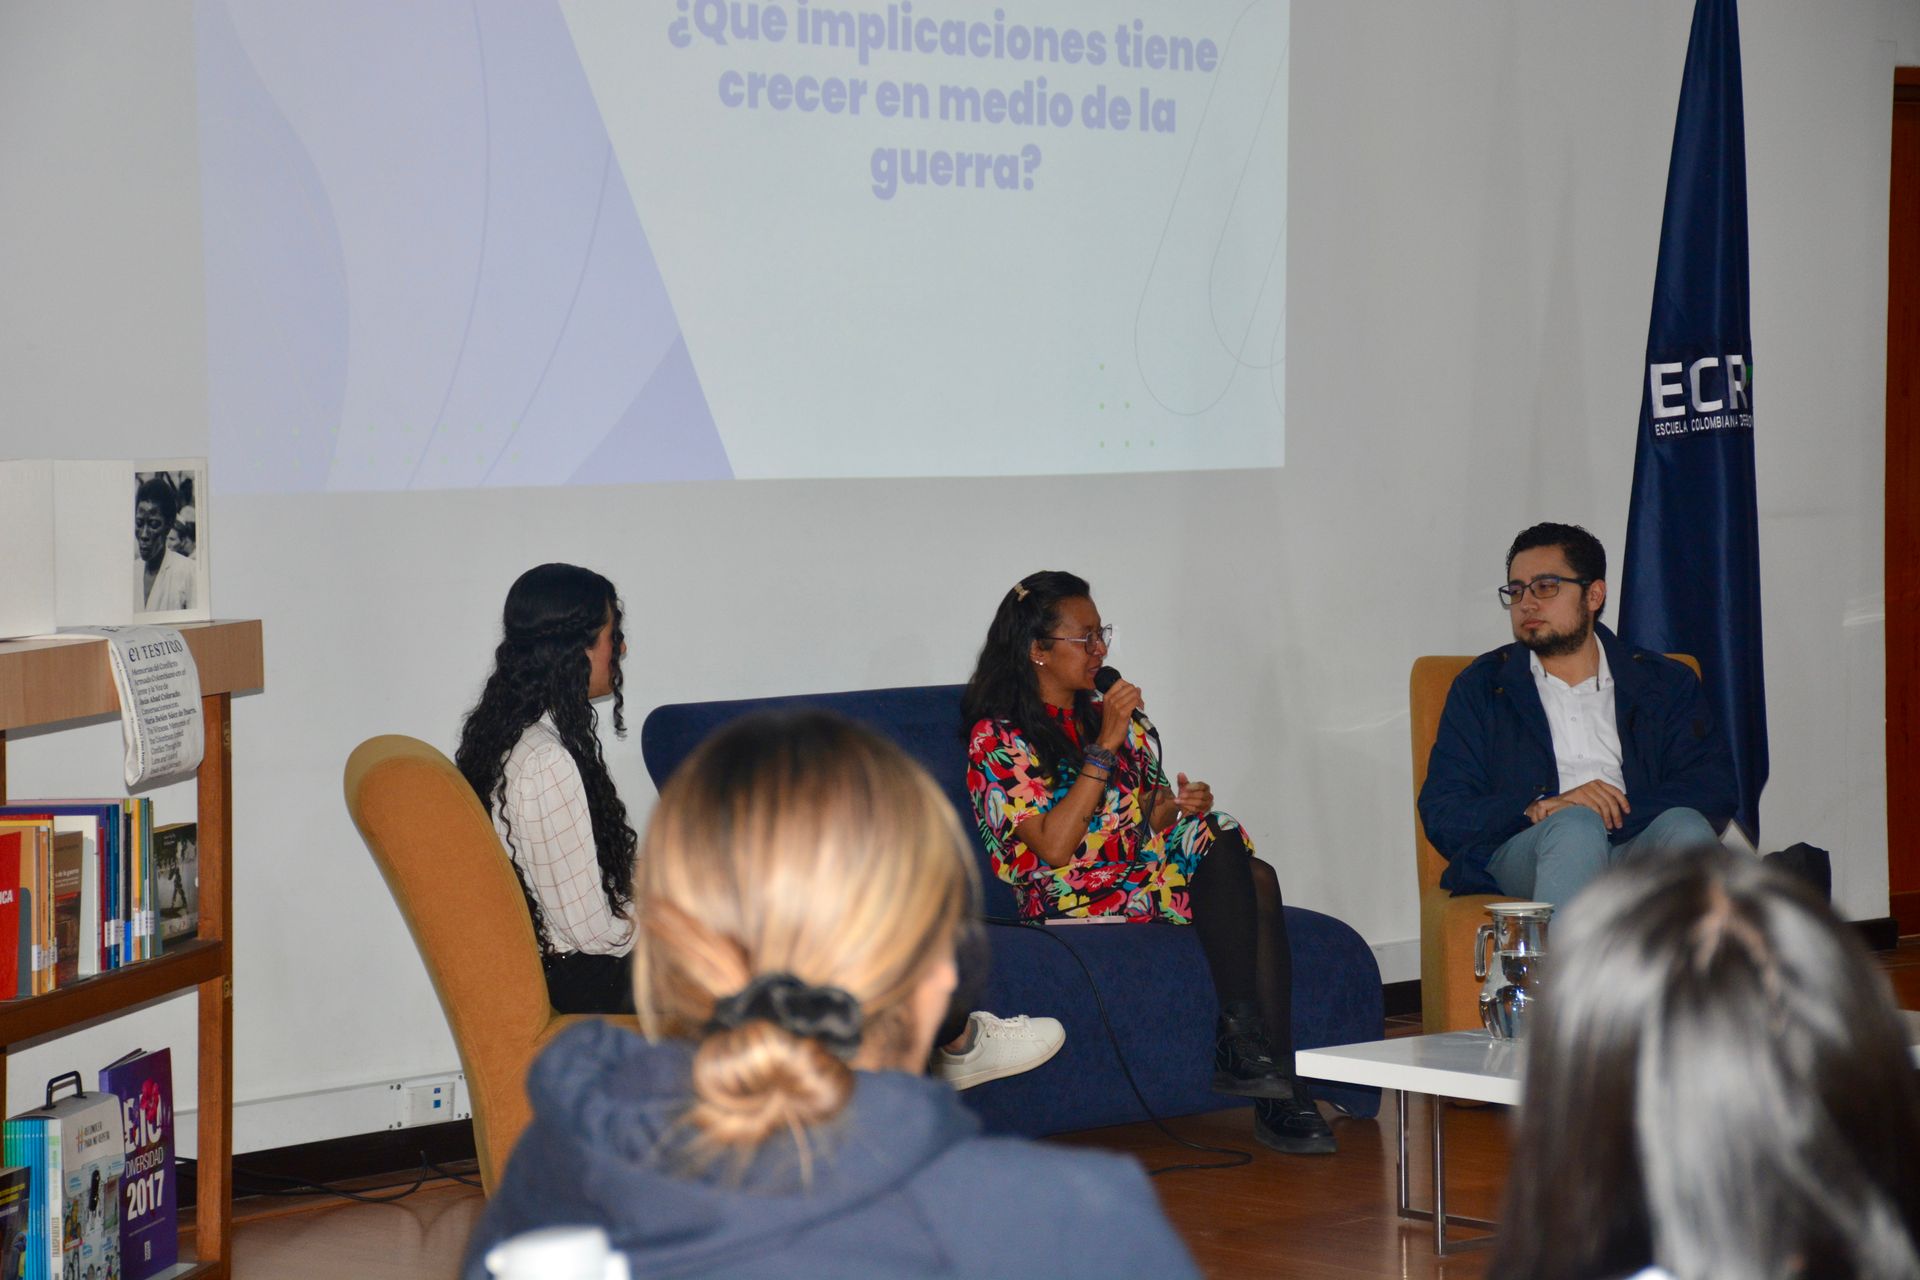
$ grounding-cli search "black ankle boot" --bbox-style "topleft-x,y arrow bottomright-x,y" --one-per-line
1212,1004 -> 1294,1100
1253,1091 -> 1337,1156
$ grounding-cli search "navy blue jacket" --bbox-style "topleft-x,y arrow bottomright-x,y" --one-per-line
462,1021 -> 1199,1280
1417,624 -> 1737,895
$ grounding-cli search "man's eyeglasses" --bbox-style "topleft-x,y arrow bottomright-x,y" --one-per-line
1498,576 -> 1594,608
1045,625 -> 1114,648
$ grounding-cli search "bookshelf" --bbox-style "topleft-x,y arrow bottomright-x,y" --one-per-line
0,620 -> 261,1280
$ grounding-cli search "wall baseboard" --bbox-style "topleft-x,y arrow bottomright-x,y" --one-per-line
1381,979 -> 1420,1019
180,1119 -> 478,1210
1369,938 -> 1419,985
1892,892 -> 1920,939
1855,916 -> 1900,952
177,1071 -> 470,1160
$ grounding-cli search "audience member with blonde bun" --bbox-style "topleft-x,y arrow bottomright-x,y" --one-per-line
462,710 -> 1196,1280
1492,845 -> 1920,1280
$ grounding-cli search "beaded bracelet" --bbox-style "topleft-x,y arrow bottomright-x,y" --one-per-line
1082,744 -> 1119,775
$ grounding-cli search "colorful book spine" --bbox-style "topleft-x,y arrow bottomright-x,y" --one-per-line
3,1115 -> 51,1280
0,823 -> 54,997
0,807 -> 115,982
48,833 -> 82,990
0,831 -> 20,1000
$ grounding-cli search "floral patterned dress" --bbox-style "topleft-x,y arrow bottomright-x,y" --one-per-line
966,701 -> 1252,922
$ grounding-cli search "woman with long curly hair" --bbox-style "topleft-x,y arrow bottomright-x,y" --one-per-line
456,563 -> 639,1013
461,711 -> 1196,1280
962,571 -> 1334,1155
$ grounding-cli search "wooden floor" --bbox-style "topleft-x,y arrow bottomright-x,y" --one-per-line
221,940 -> 1920,1280
224,1094 -> 1506,1280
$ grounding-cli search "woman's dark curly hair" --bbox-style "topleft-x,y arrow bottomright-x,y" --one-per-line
456,563 -> 636,953
960,570 -> 1102,777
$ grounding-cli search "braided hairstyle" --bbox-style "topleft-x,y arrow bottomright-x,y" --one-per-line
960,570 -> 1102,777
455,563 -> 636,953
634,711 -> 976,1175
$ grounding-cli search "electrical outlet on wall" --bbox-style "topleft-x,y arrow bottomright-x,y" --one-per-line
389,1074 -> 459,1130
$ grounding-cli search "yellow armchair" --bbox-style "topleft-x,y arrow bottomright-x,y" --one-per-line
1409,653 -> 1699,1033
344,735 -> 639,1190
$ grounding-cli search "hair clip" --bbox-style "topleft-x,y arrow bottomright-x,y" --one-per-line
1011,582 -> 1029,601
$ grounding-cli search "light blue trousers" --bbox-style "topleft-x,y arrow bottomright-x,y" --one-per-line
1485,804 -> 1718,908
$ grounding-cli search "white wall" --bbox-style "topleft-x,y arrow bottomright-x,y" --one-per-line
1,0 -> 1915,1143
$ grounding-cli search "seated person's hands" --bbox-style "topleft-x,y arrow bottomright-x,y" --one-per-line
1526,779 -> 1630,830
1174,773 -> 1212,818
1149,773 -> 1213,829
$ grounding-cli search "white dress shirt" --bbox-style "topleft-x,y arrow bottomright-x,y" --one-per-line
135,549 -> 197,613
495,718 -> 635,956
1529,642 -> 1627,796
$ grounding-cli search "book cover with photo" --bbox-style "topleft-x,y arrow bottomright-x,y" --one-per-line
43,459 -> 211,628
130,461 -> 210,625
0,1162 -> 30,1280
98,1050 -> 173,1280
151,825 -> 197,944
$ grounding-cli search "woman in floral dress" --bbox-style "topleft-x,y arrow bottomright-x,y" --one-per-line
962,570 -> 1333,1154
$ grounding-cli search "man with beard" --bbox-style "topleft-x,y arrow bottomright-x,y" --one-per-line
1418,523 -> 1735,906
134,475 -> 197,612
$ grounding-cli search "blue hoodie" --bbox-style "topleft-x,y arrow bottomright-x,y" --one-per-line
462,1021 -> 1199,1280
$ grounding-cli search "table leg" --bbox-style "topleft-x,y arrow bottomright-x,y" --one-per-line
1395,1090 -> 1410,1215
1431,1093 -> 1448,1254
1393,1091 -> 1500,1255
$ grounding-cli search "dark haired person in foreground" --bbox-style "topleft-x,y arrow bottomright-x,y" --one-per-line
1491,846 -> 1920,1280
462,712 -> 1197,1280
961,571 -> 1334,1155
1419,522 -> 1736,907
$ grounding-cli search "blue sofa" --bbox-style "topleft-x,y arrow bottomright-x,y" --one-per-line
640,684 -> 1382,1135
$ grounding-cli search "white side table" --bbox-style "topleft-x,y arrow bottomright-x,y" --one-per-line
1297,1031 -> 1520,1256
1300,1014 -> 1920,1257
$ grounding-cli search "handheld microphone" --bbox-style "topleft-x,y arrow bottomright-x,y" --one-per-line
1094,666 -> 1157,738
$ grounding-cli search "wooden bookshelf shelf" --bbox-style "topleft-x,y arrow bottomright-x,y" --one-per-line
0,619 -> 259,1278
0,939 -> 224,1046
0,620 -> 262,732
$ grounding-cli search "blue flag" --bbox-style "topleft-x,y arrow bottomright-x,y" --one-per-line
1620,0 -> 1767,840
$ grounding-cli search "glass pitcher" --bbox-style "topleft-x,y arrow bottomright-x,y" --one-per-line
1473,901 -> 1553,1040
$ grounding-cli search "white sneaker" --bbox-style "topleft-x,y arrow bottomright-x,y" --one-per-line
930,1012 -> 1066,1090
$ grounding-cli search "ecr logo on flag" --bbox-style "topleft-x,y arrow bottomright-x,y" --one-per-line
1648,353 -> 1753,437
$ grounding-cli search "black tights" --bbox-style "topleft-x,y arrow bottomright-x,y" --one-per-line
1184,823 -> 1294,1061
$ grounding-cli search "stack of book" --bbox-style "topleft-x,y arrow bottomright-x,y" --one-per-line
4,1073 -> 126,1280
0,1050 -> 178,1280
0,804 -> 199,997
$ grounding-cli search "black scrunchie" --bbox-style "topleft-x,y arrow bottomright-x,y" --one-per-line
706,973 -> 864,1061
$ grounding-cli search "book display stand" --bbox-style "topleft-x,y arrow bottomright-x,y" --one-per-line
0,620 -> 260,1278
